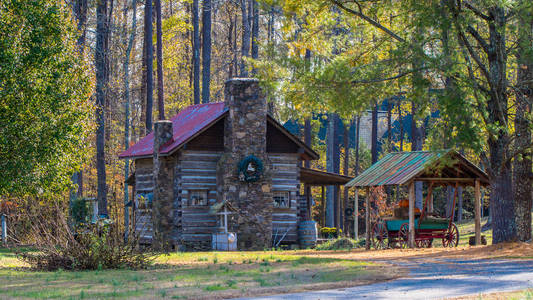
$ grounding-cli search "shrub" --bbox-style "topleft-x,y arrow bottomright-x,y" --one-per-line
18,206 -> 153,271
315,237 -> 358,250
70,197 -> 91,226
319,227 -> 342,238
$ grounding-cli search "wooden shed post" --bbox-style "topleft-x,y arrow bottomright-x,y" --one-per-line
428,191 -> 434,213
365,187 -> 370,250
475,179 -> 481,245
354,188 -> 358,240
408,182 -> 415,248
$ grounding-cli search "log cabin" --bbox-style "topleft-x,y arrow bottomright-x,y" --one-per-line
119,78 -> 351,251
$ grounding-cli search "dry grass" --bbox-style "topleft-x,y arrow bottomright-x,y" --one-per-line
451,288 -> 533,300
283,242 -> 533,263
0,249 -> 401,299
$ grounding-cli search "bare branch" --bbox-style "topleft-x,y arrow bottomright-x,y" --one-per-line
466,25 -> 490,54
350,68 -> 426,84
463,1 -> 491,21
330,0 -> 406,43
456,26 -> 490,80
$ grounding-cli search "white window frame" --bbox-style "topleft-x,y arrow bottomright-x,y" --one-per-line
273,191 -> 290,208
188,190 -> 209,206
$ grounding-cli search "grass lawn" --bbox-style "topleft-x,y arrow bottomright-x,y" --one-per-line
0,248 -> 399,299
455,212 -> 533,248
456,215 -> 492,247
452,288 -> 533,300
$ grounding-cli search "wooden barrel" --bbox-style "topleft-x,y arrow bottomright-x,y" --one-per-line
298,221 -> 317,248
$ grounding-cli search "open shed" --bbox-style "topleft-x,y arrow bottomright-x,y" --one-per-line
345,150 -> 490,249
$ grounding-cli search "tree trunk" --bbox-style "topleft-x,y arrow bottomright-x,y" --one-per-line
513,12 -> 532,242
326,115 -> 334,227
240,0 -> 251,76
387,100 -> 392,151
399,100 -> 403,151
411,101 -> 423,209
71,0 -> 88,200
155,0 -> 164,119
446,186 -> 454,219
192,0 -> 200,104
123,0 -> 137,240
144,0 -> 154,133
95,0 -> 109,216
343,122 -> 350,234
304,117 -> 312,219
371,104 -> 378,164
487,6 -> 515,244
228,11 -> 234,78
74,0 -> 88,51
333,116 -> 341,229
201,0 -> 211,103
355,116 -> 360,176
326,114 -> 340,227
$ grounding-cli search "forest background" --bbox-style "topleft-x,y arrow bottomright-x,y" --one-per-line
0,0 -> 531,244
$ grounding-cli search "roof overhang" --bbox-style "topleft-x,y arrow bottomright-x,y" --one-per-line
267,115 -> 319,160
300,167 -> 352,186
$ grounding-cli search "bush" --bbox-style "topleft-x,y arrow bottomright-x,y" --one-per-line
70,197 -> 91,226
18,206 -> 153,271
316,237 -> 358,250
319,227 -> 342,238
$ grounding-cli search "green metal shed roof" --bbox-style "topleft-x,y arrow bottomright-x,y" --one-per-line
345,150 -> 489,188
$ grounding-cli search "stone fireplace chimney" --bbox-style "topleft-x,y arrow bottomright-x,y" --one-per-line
218,78 -> 273,250
152,120 -> 174,250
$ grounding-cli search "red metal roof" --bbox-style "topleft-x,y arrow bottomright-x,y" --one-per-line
119,102 -> 227,159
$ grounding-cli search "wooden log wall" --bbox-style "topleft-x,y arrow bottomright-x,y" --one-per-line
298,194 -> 308,222
270,154 -> 300,243
177,150 -> 221,250
134,158 -> 154,244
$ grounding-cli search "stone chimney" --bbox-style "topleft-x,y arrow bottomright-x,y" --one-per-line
218,78 -> 273,250
152,120 -> 174,250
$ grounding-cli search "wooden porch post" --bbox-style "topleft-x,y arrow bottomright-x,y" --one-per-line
321,185 -> 325,227
428,190 -> 434,213
365,187 -> 370,250
475,179 -> 481,245
408,182 -> 415,248
354,188 -> 359,240
305,184 -> 311,221
335,186 -> 341,232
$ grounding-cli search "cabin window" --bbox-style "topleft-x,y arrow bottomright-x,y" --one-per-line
273,191 -> 290,208
189,190 -> 209,206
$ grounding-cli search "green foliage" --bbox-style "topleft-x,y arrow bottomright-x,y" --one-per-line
0,0 -> 94,197
315,237 -> 358,250
70,197 -> 91,226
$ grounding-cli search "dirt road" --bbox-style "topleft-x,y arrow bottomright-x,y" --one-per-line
241,258 -> 533,299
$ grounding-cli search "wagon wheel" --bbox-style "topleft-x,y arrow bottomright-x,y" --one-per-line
398,223 -> 409,249
442,223 -> 459,247
372,221 -> 388,249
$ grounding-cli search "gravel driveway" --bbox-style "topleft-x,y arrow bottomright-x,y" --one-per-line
238,258 -> 533,299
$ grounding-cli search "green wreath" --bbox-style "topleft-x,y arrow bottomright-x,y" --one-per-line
238,155 -> 264,182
